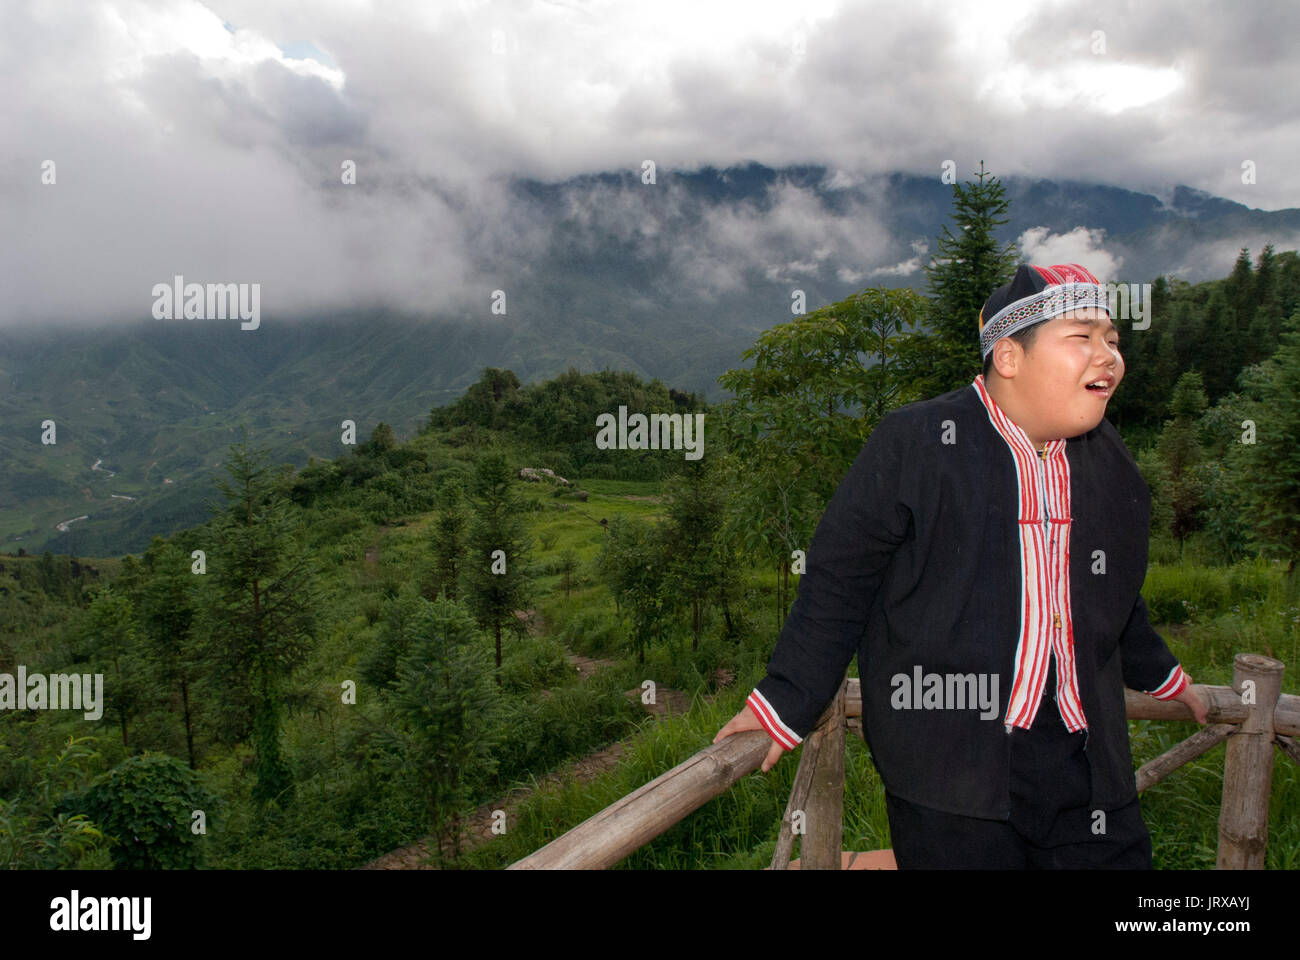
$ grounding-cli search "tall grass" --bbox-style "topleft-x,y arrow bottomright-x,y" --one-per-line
461,556 -> 1299,869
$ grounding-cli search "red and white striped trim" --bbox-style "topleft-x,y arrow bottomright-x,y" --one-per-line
1146,664 -> 1189,701
972,375 -> 1089,733
747,689 -> 801,750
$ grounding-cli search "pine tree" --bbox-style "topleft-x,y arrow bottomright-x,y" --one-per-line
1237,311 -> 1300,578
1226,248 -> 1254,331
660,457 -> 730,650
362,422 -> 397,457
138,537 -> 205,769
206,427 -> 317,806
1156,372 -> 1209,549
80,586 -> 143,750
924,160 -> 1019,393
463,452 -> 534,682
431,480 -> 469,602
1249,243 -> 1285,362
379,596 -> 503,864
557,548 -> 579,600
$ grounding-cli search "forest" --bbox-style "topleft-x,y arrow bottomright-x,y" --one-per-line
2,168 -> 1298,870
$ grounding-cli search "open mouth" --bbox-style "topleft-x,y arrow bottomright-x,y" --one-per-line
1085,378 -> 1112,398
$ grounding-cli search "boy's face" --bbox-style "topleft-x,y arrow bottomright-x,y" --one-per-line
1003,307 -> 1124,441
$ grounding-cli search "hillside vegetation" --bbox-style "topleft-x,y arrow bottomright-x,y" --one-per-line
4,171 -> 1299,870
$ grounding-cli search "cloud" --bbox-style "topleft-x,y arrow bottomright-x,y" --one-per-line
2,0 -> 1297,326
672,179 -> 895,294
1018,226 -> 1124,281
871,238 -> 930,278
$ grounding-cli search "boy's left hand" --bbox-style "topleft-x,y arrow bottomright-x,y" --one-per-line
1171,677 -> 1209,724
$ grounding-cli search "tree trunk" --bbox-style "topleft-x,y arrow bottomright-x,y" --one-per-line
775,563 -> 781,633
494,620 -> 502,687
181,678 -> 196,769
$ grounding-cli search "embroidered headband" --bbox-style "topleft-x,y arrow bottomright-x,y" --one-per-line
978,263 -> 1110,359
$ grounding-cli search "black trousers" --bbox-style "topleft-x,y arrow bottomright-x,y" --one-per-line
884,660 -> 1153,869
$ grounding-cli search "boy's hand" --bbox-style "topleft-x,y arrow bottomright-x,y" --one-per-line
714,704 -> 787,772
1172,676 -> 1209,724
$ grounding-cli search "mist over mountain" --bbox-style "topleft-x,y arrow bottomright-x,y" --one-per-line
4,164 -> 1299,557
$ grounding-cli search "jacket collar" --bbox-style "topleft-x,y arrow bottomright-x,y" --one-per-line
969,374 -> 1066,461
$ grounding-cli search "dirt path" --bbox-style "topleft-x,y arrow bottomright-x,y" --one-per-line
360,740 -> 628,869
359,610 -> 734,869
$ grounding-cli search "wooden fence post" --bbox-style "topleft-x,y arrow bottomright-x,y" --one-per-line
1217,653 -> 1284,870
802,677 -> 846,869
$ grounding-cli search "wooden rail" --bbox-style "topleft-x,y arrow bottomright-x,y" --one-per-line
509,653 -> 1296,869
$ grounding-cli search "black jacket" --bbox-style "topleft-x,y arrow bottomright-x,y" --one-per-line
751,380 -> 1185,819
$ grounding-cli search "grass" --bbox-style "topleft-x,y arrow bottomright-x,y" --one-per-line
457,550 -> 1300,870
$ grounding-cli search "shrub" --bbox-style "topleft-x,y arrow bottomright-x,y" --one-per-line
72,752 -> 219,869
500,634 -> 571,693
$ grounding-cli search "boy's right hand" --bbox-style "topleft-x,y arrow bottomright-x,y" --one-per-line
714,704 -> 787,772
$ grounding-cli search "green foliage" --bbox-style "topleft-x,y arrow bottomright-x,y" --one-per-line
556,547 -> 579,598
376,596 -> 504,863
71,751 -> 218,869
715,285 -> 929,617
358,582 -> 427,688
1235,311 -> 1300,572
597,516 -> 677,663
6,253 -> 1300,874
718,286 -> 928,488
556,606 -> 624,657
79,584 -> 144,749
499,633 -> 571,693
206,427 -> 318,806
659,457 -> 734,648
361,422 -> 398,457
0,736 -> 108,869
431,479 -> 469,602
137,537 -> 205,768
493,678 -> 641,787
926,160 -> 1018,393
1156,371 -> 1209,546
426,367 -> 707,480
464,452 -> 536,677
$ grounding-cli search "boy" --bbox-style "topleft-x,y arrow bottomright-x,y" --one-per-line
715,263 -> 1208,868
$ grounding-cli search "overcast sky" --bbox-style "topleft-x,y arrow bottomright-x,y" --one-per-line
4,0 -> 1298,328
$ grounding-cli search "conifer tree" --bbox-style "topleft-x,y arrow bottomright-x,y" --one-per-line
379,596 -> 502,863
463,452 -> 534,682
660,457 -> 730,650
138,537 -> 204,768
1237,311 -> 1300,579
206,427 -> 317,806
1156,372 -> 1209,549
924,160 -> 1019,393
1226,247 -> 1254,331
81,586 -> 143,750
431,480 -> 469,602
1249,243 -> 1284,361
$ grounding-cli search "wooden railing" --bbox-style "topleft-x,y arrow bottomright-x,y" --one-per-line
509,653 -> 1298,870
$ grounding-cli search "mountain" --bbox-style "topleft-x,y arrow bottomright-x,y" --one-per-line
3,165 -> 1298,556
